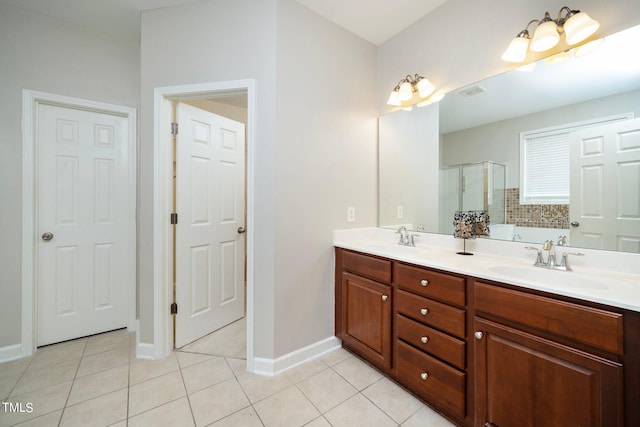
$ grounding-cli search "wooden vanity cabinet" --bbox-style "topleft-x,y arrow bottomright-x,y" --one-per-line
336,249 -> 471,425
474,281 -> 625,427
336,249 -> 392,371
393,262 -> 468,423
335,248 -> 639,427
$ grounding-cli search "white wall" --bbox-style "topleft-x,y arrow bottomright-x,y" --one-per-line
378,0 -> 640,115
273,0 -> 378,356
0,4 -> 140,350
139,0 -> 278,349
139,0 -> 377,359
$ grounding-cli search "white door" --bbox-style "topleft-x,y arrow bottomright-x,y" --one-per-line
37,103 -> 133,346
569,118 -> 640,253
175,103 -> 246,348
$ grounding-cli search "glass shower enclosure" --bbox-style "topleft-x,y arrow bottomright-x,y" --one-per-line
438,161 -> 506,236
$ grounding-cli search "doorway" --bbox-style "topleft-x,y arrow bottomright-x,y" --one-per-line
153,80 -> 256,372
173,101 -> 246,348
21,90 -> 137,356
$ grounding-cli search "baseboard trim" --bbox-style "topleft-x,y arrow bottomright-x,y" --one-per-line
0,344 -> 23,363
253,336 -> 341,376
136,342 -> 155,360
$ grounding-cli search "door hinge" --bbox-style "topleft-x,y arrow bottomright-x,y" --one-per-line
170,302 -> 178,315
170,213 -> 178,224
171,122 -> 178,136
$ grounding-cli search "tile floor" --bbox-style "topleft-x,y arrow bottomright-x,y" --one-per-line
0,319 -> 456,427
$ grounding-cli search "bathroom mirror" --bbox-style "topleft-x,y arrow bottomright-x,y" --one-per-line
379,24 -> 640,253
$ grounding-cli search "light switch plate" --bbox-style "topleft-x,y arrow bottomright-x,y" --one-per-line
397,206 -> 404,219
347,207 -> 355,222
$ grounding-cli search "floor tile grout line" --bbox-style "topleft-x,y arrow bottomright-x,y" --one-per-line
176,353 -> 197,427
3,357 -> 34,402
55,335 -> 89,427
358,379 -> 410,426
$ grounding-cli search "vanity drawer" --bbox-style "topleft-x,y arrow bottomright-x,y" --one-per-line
475,281 -> 624,355
396,340 -> 465,419
396,314 -> 466,370
342,250 -> 392,284
395,263 -> 465,307
396,289 -> 466,339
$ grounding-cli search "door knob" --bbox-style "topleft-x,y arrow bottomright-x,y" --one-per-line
237,227 -> 246,234
474,331 -> 484,340
42,232 -> 54,241
570,221 -> 580,227
381,295 -> 388,301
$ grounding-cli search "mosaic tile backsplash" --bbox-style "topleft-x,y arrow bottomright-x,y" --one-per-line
505,188 -> 569,229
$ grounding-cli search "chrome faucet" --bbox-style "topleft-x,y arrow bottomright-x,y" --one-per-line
395,226 -> 418,246
543,240 -> 556,266
525,242 -> 584,271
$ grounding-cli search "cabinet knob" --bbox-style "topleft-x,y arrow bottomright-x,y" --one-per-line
420,308 -> 428,316
474,331 -> 484,340
420,279 -> 429,287
421,336 -> 429,344
420,372 -> 429,381
381,295 -> 388,301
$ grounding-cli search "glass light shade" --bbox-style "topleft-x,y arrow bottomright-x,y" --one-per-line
564,12 -> 600,45
417,91 -> 444,107
430,92 -> 445,103
530,20 -> 560,52
543,51 -> 570,65
398,81 -> 413,101
516,62 -> 536,72
573,37 -> 604,57
416,78 -> 435,98
386,90 -> 401,106
501,36 -> 530,62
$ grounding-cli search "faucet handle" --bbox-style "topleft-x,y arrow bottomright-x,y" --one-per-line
395,226 -> 407,234
525,246 -> 545,266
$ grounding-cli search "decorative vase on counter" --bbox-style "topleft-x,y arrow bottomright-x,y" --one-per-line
453,210 -> 490,255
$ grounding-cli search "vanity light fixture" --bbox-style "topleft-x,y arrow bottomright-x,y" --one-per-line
501,6 -> 600,63
386,74 -> 441,108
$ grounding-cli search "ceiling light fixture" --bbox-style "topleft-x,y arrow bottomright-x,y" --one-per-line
386,74 -> 442,108
501,6 -> 599,63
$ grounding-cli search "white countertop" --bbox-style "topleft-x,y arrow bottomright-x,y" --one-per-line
334,228 -> 640,312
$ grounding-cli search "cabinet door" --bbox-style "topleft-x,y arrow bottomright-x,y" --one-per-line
342,272 -> 392,370
475,318 -> 623,427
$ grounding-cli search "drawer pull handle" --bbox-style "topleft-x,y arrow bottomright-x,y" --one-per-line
420,308 -> 429,316
381,295 -> 388,301
420,372 -> 429,381
420,279 -> 429,287
421,336 -> 429,344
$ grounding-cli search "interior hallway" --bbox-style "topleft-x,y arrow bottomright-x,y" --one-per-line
0,321 -> 454,426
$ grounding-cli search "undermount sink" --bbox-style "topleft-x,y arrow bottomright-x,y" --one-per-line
488,265 -> 634,290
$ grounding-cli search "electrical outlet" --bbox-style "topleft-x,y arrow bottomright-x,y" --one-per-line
397,206 -> 404,219
347,207 -> 356,222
